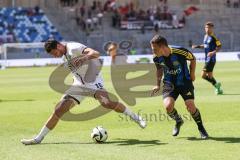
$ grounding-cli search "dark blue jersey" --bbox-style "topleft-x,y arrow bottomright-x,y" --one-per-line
203,34 -> 221,62
153,46 -> 194,86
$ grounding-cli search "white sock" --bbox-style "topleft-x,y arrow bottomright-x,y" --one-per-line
123,107 -> 140,121
35,126 -> 50,141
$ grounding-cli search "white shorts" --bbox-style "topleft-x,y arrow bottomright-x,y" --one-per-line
61,76 -> 104,104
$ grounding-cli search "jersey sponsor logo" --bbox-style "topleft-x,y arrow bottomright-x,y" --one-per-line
166,68 -> 182,75
173,61 -> 180,66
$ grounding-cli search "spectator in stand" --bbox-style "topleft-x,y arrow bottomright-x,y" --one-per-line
233,0 -> 239,8
97,11 -> 103,26
80,4 -> 86,17
34,6 -> 40,15
86,16 -> 93,32
87,8 -> 92,19
154,23 -> 159,33
92,16 -> 98,29
172,13 -> 179,28
91,1 -> 97,11
112,9 -> 121,28
179,14 -> 186,26
226,0 -> 231,7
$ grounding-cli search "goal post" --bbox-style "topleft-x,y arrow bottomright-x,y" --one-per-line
0,42 -> 45,69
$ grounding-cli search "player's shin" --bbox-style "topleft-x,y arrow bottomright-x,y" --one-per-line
191,108 -> 209,138
167,108 -> 184,136
123,107 -> 146,128
191,108 -> 203,127
106,101 -> 140,121
123,107 -> 140,121
203,76 -> 217,86
167,108 -> 183,123
102,101 -> 141,122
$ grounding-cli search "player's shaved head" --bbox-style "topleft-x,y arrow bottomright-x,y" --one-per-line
44,39 -> 59,53
150,35 -> 168,46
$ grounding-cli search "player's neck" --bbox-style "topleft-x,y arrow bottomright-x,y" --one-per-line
206,32 -> 214,36
163,47 -> 171,57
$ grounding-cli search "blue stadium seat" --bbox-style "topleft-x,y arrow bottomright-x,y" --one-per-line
0,7 -> 63,43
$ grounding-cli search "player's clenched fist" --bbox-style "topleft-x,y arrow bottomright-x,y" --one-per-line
151,85 -> 160,96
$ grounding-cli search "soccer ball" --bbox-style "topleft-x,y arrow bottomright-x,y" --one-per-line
91,126 -> 108,143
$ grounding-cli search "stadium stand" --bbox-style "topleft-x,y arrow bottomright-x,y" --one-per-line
0,7 -> 63,43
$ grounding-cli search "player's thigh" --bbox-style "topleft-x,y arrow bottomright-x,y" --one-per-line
179,82 -> 195,102
162,81 -> 179,101
203,61 -> 215,73
61,86 -> 85,105
94,89 -> 109,100
163,96 -> 175,110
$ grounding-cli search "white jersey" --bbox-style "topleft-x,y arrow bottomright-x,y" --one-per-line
64,42 -> 102,85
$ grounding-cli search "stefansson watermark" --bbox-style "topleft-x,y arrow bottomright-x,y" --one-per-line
118,110 -> 193,122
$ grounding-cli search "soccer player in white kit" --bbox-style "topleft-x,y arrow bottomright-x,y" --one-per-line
21,40 -> 146,145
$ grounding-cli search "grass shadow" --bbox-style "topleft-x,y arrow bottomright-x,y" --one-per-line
222,93 -> 240,96
40,142 -> 91,145
0,99 -> 35,103
105,138 -> 167,147
40,139 -> 167,147
184,136 -> 240,143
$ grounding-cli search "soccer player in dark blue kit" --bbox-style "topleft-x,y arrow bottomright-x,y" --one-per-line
150,35 -> 209,139
192,22 -> 223,95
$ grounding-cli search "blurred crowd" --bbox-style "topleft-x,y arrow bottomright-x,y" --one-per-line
74,1 -> 104,34
226,0 -> 240,8
109,0 -> 185,30
59,0 -> 186,33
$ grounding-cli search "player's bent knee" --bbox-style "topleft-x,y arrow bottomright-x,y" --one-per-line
201,73 -> 207,79
201,71 -> 207,79
166,105 -> 174,113
95,90 -> 108,99
185,100 -> 196,113
208,74 -> 213,78
164,99 -> 174,112
100,100 -> 114,109
95,91 -> 114,109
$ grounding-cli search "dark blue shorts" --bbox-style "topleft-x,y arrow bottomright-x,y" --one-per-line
203,61 -> 216,72
163,81 -> 194,101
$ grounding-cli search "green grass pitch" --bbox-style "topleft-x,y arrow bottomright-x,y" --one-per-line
0,62 -> 239,160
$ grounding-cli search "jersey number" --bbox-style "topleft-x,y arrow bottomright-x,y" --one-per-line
95,83 -> 103,89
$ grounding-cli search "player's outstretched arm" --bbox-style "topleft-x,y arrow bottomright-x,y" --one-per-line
192,44 -> 204,49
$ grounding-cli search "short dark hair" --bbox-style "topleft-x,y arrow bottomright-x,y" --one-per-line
44,39 -> 59,53
205,21 -> 214,27
150,35 -> 168,46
